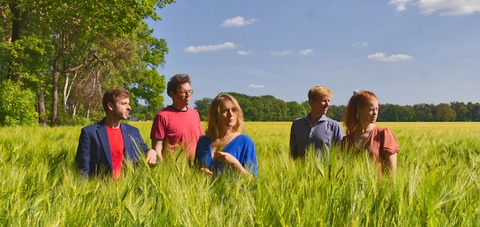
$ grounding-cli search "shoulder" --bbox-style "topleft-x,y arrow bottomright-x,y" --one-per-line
186,107 -> 201,116
197,135 -> 212,144
236,134 -> 254,143
324,117 -> 342,127
121,123 -> 138,130
157,106 -> 175,115
380,127 -> 396,137
372,126 -> 398,141
373,126 -> 393,134
82,121 -> 103,132
292,116 -> 308,126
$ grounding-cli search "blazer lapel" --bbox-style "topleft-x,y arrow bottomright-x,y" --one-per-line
97,124 -> 113,170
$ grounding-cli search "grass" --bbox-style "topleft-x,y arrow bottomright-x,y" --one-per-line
0,122 -> 478,226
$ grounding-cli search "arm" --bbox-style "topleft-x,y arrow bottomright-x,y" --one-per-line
333,122 -> 344,144
289,123 -> 298,158
152,139 -> 164,162
214,151 -> 253,179
145,149 -> 158,164
75,128 -> 91,177
388,152 -> 397,174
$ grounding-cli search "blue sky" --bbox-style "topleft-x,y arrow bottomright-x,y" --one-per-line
149,0 -> 480,106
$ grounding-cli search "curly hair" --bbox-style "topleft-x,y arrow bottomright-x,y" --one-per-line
167,74 -> 191,97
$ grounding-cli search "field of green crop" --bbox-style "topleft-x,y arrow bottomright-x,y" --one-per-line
0,122 -> 478,226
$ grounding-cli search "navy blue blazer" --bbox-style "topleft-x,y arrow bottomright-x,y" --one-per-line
75,118 -> 150,176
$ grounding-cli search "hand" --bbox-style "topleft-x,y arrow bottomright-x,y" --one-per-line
146,149 -> 157,165
200,167 -> 213,176
214,151 -> 253,179
214,151 -> 241,168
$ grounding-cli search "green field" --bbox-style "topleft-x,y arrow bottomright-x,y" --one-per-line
0,122 -> 479,226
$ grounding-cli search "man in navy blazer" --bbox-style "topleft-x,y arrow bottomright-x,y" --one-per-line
75,88 -> 157,178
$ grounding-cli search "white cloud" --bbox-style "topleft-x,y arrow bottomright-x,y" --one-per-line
248,84 -> 265,89
298,49 -> 314,56
389,0 -> 411,12
352,41 -> 368,47
184,42 -> 236,53
221,16 -> 257,27
271,50 -> 292,57
389,0 -> 480,15
367,52 -> 414,62
237,50 -> 252,56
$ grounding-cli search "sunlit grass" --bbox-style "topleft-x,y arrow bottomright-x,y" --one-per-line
0,122 -> 478,225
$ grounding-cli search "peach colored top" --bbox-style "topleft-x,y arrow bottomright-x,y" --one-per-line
342,126 -> 399,163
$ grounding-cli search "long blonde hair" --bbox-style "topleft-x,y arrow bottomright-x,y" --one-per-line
205,93 -> 245,139
342,90 -> 378,135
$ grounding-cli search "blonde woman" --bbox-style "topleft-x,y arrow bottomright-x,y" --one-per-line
341,90 -> 399,176
194,93 -> 258,178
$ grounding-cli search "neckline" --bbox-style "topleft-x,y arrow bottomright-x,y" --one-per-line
169,105 -> 188,112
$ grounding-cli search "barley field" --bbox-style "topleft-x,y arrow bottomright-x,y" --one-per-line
0,122 -> 478,226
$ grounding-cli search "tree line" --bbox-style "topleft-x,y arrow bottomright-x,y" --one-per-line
194,92 -> 480,122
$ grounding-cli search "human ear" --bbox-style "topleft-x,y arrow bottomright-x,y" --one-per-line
107,102 -> 114,111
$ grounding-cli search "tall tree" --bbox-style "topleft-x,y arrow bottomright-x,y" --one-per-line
0,0 -> 174,126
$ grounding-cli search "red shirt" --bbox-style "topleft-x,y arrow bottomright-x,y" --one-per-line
106,126 -> 124,179
150,106 -> 203,159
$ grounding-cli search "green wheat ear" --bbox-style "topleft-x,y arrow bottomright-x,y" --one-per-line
216,145 -> 223,152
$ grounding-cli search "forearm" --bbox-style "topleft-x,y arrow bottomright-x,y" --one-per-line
232,162 -> 253,179
152,140 -> 164,162
389,153 -> 397,173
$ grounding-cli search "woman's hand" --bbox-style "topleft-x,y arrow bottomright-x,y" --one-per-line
200,167 -> 213,176
214,151 -> 252,178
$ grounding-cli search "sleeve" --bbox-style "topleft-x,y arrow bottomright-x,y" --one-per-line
382,128 -> 400,154
332,122 -> 344,144
150,113 -> 165,140
242,136 -> 258,176
195,111 -> 204,136
75,128 -> 90,177
289,122 -> 298,158
133,127 -> 150,153
194,136 -> 208,168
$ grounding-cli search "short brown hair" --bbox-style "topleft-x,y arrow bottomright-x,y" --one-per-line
102,88 -> 130,113
167,74 -> 191,97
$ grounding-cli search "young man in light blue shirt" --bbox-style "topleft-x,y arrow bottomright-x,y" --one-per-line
290,85 -> 344,159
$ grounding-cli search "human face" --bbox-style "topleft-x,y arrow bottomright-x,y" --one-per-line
358,99 -> 379,124
310,95 -> 331,115
218,99 -> 238,130
172,83 -> 193,108
110,97 -> 131,120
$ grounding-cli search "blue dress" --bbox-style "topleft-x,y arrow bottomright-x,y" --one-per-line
195,134 -> 258,176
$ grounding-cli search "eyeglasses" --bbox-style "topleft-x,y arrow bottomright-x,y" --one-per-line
177,89 -> 194,96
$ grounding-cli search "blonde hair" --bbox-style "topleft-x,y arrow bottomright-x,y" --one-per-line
205,93 -> 245,139
308,85 -> 333,101
342,90 -> 378,135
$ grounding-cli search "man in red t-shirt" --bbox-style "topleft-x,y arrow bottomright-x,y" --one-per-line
76,88 -> 157,178
150,74 -> 203,161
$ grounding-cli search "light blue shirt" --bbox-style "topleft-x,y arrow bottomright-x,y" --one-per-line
290,114 -> 343,159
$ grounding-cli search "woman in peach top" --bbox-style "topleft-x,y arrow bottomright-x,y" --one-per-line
341,90 -> 399,176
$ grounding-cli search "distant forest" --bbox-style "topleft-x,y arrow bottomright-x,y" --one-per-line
132,92 -> 480,122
